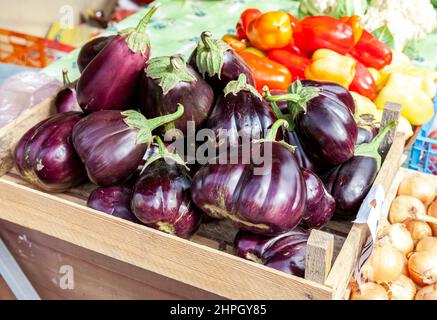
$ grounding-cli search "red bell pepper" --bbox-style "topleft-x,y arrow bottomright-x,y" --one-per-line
349,61 -> 377,100
267,49 -> 310,81
236,8 -> 262,40
283,43 -> 308,57
293,16 -> 355,56
349,30 -> 393,70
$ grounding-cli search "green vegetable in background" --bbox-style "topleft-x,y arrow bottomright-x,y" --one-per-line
371,24 -> 395,50
298,0 -> 368,19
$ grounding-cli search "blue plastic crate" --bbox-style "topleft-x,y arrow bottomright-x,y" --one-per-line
409,97 -> 437,174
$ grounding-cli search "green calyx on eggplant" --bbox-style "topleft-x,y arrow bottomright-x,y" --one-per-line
131,136 -> 201,239
234,228 -> 308,277
55,69 -> 81,113
206,74 -> 275,150
15,112 -> 86,193
77,35 -> 116,73
77,4 -> 159,113
189,31 -> 255,93
265,80 -> 358,166
141,54 -> 214,135
191,119 -> 306,236
72,104 -> 184,187
329,121 -> 397,220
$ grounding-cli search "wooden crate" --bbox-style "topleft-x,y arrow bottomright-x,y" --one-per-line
0,98 -> 407,300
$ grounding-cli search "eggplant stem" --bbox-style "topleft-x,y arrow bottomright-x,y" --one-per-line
135,3 -> 160,33
265,93 -> 302,103
62,69 -> 70,86
154,136 -> 167,155
146,104 -> 184,131
170,55 -> 183,71
263,86 -> 285,119
266,119 -> 289,141
201,31 -> 213,50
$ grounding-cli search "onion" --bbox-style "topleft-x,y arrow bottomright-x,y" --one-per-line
401,254 -> 409,277
362,243 -> 404,283
350,282 -> 388,300
415,284 -> 437,300
404,219 -> 432,244
389,196 -> 426,224
416,237 -> 437,253
398,176 -> 436,206
427,201 -> 437,236
408,251 -> 437,286
385,275 -> 416,300
378,223 -> 414,256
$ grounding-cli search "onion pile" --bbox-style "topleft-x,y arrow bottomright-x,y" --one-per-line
350,282 -> 388,300
398,176 -> 435,206
415,284 -> 437,300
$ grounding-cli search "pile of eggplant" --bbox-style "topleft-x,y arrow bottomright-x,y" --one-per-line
13,5 -> 396,278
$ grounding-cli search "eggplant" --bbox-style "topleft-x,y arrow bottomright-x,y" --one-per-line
15,112 -> 86,192
77,5 -> 159,113
234,228 -> 308,277
188,31 -> 254,93
356,127 -> 375,145
88,186 -> 140,223
330,122 -> 396,220
191,120 -> 306,235
77,35 -> 115,73
266,80 -> 358,166
300,168 -> 335,229
72,105 -> 184,187
141,54 -> 214,135
206,74 -> 275,150
131,137 -> 201,238
54,69 -> 81,113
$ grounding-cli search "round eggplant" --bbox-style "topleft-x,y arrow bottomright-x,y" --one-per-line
188,31 -> 254,93
191,120 -> 306,236
15,112 -> 86,192
234,228 -> 308,277
141,55 -> 214,135
77,5 -> 159,113
54,69 -> 81,113
72,105 -> 184,187
300,168 -> 335,229
77,35 -> 115,73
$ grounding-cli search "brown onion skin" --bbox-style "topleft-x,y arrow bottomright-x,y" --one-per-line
77,36 -> 115,73
15,112 -> 86,192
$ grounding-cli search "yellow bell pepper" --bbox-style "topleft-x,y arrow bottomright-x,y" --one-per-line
367,68 -> 383,91
374,72 -> 434,126
305,49 -> 356,88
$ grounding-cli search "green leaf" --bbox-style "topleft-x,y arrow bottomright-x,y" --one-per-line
195,31 -> 229,79
403,39 -> 420,60
297,0 -> 323,18
223,74 -> 261,100
372,24 -> 395,50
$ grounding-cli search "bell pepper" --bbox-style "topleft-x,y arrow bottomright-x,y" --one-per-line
367,67 -> 383,91
283,43 -> 308,57
236,8 -> 262,40
222,34 -> 247,52
339,15 -> 363,44
247,11 -> 293,51
238,51 -> 292,92
349,30 -> 392,70
305,49 -> 356,88
241,46 -> 266,57
287,13 -> 299,29
267,49 -> 310,81
293,16 -> 355,55
374,72 -> 434,126
349,61 -> 377,100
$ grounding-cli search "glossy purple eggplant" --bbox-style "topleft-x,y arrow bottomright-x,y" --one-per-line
188,31 -> 254,93
191,120 -> 306,235
266,80 -> 358,166
141,55 -> 214,135
15,112 -> 86,192
330,122 -> 396,220
54,69 -> 81,113
72,105 -> 184,187
206,74 -> 275,150
234,228 -> 308,277
77,5 -> 158,113
77,35 -> 115,73
131,137 -> 201,238
88,185 -> 140,223
300,168 -> 335,229
356,126 -> 378,145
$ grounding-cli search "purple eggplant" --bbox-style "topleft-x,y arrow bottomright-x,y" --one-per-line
330,122 -> 396,220
54,69 -> 81,113
141,54 -> 214,135
87,185 -> 140,223
191,120 -> 306,235
72,105 -> 184,187
131,137 -> 201,238
266,80 -> 358,166
300,168 -> 335,229
77,5 -> 159,113
188,31 -> 254,93
234,228 -> 308,277
77,35 -> 115,73
206,74 -> 275,150
356,127 -> 375,145
15,112 -> 86,192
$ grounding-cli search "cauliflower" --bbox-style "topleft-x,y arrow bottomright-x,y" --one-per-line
298,0 -> 367,18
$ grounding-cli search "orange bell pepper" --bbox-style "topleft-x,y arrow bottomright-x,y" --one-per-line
236,8 -> 262,40
267,49 -> 310,81
246,11 -> 293,51
222,34 -> 247,52
238,51 -> 292,92
340,15 -> 363,44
